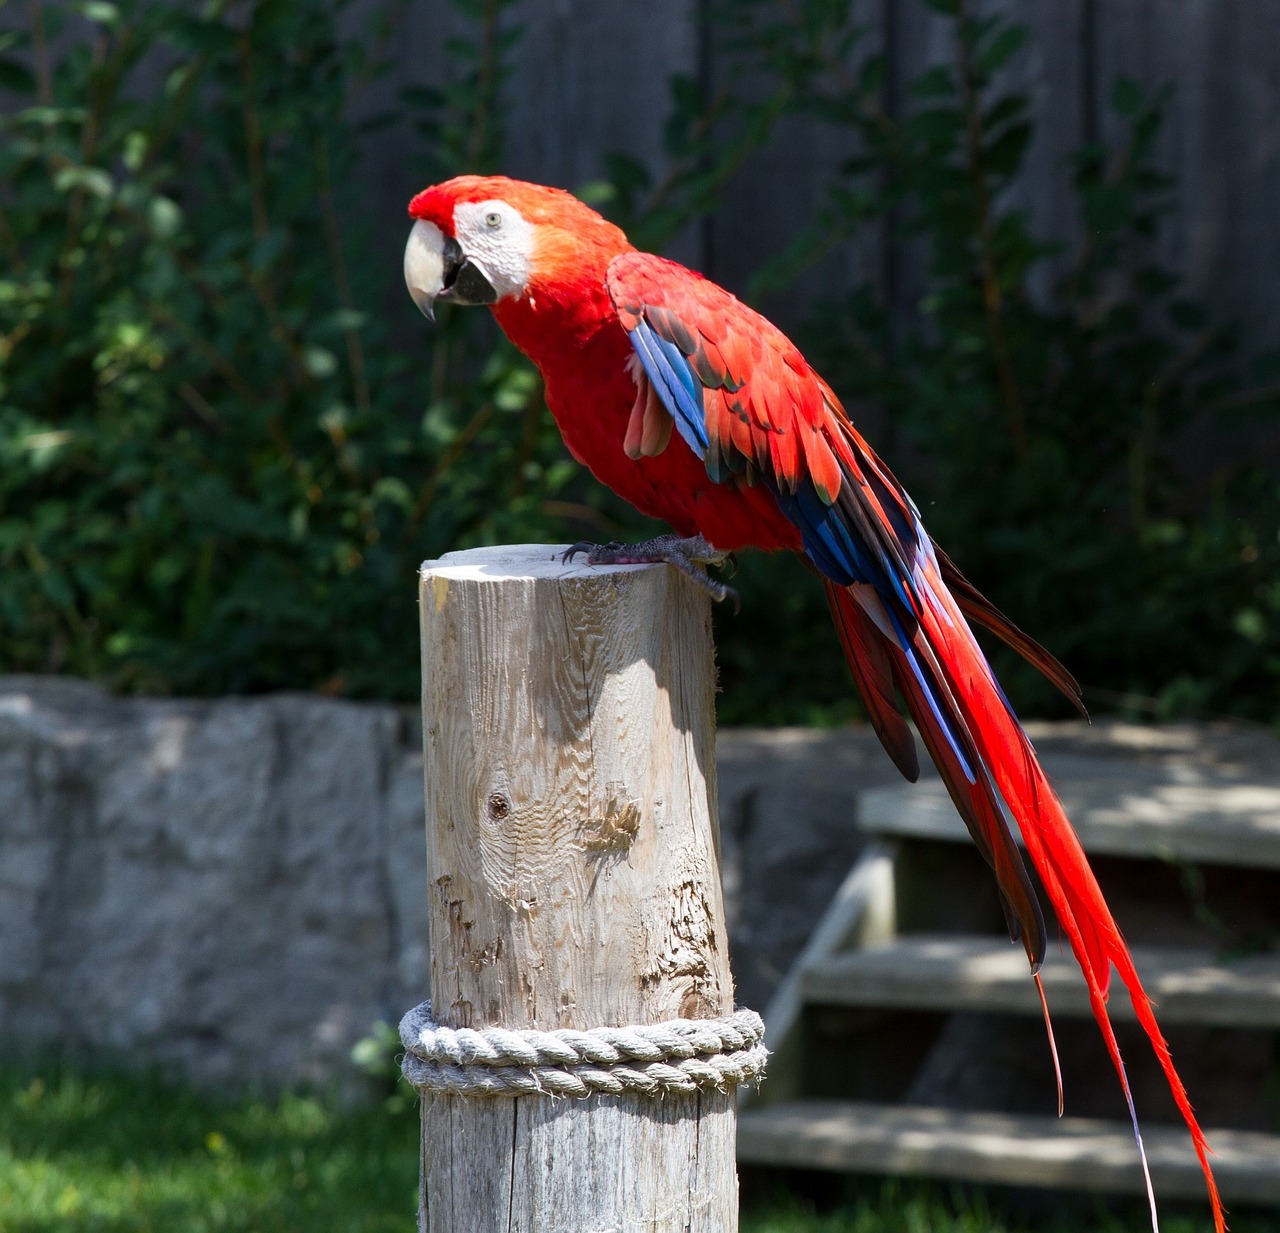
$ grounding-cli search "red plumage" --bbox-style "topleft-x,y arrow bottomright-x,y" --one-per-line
408,175 -> 1224,1232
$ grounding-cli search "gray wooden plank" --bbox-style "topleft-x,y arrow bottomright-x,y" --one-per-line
364,0 -> 700,192
857,721 -> 1280,868
503,0 -> 699,193
356,0 -> 703,279
804,934 -> 1280,1027
716,727 -> 899,1017
859,773 -> 1280,869
702,10 -> 886,333
737,1099 -> 1280,1204
747,842 -> 899,1110
985,0 -> 1090,303
1095,0 -> 1280,355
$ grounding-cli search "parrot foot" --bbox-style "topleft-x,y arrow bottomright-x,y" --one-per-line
562,534 -> 739,608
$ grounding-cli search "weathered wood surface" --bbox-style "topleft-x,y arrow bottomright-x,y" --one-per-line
804,934 -> 1280,1027
418,544 -> 736,1233
859,740 -> 1280,869
746,840 -> 897,1111
738,1101 -> 1280,1205
706,0 -> 1280,355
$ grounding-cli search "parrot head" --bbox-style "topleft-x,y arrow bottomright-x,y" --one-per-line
403,175 -> 631,321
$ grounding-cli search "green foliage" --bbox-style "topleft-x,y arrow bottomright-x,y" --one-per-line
3,0 -> 1277,723
0,0 -> 793,701
0,0 -> 607,697
0,1059 -> 418,1230
719,0 -> 1280,723
3,1059 -> 1258,1232
742,1182 -> 1256,1233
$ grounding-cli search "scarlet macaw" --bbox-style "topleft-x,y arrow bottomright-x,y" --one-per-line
403,175 -> 1223,1231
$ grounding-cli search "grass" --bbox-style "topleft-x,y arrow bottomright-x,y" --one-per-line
0,1061 -> 418,1232
739,1182 -> 1266,1233
0,1060 -> 1271,1232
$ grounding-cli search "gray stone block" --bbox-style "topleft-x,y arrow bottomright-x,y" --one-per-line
0,678 -> 905,1089
0,677 -> 427,1090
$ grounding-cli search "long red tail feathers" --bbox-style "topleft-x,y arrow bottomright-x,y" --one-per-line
824,574 -> 1226,1233
825,582 -> 1046,965
826,579 -> 919,782
1033,971 -> 1064,1117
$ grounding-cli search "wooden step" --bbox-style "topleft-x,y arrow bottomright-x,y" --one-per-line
803,934 -> 1280,1027
859,761 -> 1280,868
737,1099 -> 1280,1205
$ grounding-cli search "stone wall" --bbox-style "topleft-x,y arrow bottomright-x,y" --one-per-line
0,676 -> 901,1089
0,677 -> 427,1090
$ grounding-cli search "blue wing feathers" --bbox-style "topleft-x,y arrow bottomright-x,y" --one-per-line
628,322 -> 708,455
771,480 -> 865,587
883,604 -> 979,784
622,298 -> 981,786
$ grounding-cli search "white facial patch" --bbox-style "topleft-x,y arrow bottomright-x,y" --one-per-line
452,199 -> 536,301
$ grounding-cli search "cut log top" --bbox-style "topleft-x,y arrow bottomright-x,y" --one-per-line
421,543 -> 654,583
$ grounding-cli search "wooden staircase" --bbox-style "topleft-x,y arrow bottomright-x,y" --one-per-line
737,724 -> 1280,1208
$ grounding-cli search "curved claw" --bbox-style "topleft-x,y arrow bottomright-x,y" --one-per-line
562,540 -> 623,564
561,534 -> 738,607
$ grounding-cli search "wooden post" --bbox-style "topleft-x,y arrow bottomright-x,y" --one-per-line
417,544 -> 738,1232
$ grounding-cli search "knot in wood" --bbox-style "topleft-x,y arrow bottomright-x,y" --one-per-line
486,791 -> 511,821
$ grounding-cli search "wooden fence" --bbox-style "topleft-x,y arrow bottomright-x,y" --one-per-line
367,0 -> 1280,357
19,1 -> 1280,350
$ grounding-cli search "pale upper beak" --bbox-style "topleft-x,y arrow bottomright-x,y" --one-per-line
404,218 -> 498,323
404,219 -> 447,323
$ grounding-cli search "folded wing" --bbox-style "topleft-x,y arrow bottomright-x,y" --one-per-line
606,250 -> 1223,1233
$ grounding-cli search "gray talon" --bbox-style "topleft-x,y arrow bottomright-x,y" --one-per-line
563,534 -> 738,606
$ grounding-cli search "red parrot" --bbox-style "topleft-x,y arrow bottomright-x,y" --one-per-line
403,175 -> 1223,1231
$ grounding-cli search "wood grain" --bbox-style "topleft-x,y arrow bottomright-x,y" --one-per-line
417,544 -> 737,1232
805,934 -> 1280,1027
739,1101 -> 1280,1204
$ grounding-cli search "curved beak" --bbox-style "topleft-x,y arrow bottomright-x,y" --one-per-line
404,219 -> 498,323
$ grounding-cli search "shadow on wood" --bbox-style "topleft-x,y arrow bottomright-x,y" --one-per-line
417,543 -> 738,1232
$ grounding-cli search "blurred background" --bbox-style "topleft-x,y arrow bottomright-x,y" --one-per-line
1,1 -> 1278,1229
3,0 -> 1277,726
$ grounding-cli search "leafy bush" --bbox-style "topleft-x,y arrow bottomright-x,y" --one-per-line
715,0 -> 1280,722
0,0 -> 600,697
2,0 -> 1276,725
0,0 -> 783,701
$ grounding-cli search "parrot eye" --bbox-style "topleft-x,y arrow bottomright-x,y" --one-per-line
485,211 -> 503,229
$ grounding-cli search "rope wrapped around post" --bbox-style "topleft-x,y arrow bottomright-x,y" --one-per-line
400,1001 -> 767,1099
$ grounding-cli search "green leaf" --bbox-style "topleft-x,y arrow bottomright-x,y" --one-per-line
147,196 -> 183,240
910,66 -> 955,100
304,347 -> 338,379
1112,76 -> 1143,116
573,180 -> 616,207
77,1 -> 120,25
977,23 -> 1027,74
0,57 -> 36,94
53,165 -> 113,198
122,130 -> 149,171
329,309 -> 367,332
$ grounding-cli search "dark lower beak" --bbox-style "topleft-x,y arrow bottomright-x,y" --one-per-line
439,236 -> 498,306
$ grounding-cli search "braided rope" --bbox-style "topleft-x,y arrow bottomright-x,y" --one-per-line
398,1001 -> 767,1099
